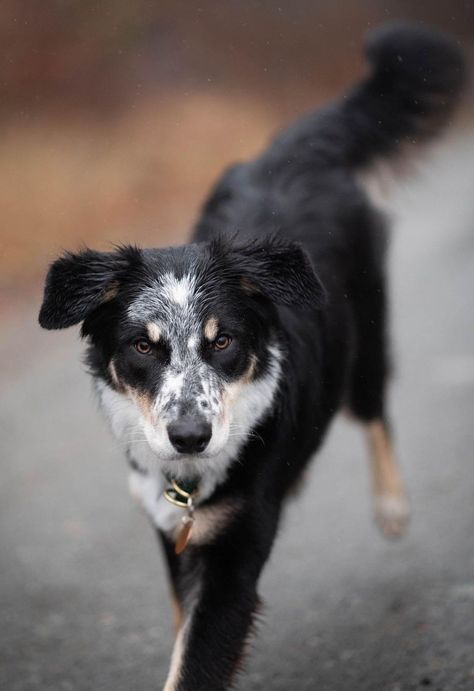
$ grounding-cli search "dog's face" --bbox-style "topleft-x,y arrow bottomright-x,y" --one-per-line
39,238 -> 324,478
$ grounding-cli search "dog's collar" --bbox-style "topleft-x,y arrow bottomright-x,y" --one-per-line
163,476 -> 200,508
163,476 -> 200,555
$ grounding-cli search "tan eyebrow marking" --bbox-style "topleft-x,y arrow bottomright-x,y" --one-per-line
146,322 -> 162,343
204,317 -> 219,341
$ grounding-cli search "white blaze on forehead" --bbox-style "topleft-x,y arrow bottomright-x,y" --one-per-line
146,322 -> 161,342
127,271 -> 199,322
161,272 -> 196,306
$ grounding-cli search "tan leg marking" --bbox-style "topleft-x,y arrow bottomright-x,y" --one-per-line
204,317 -> 219,341
163,628 -> 185,691
366,420 -> 410,539
171,592 -> 183,634
164,616 -> 189,691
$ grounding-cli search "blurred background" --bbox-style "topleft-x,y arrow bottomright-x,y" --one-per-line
1,2 -> 474,690
1,0 -> 473,311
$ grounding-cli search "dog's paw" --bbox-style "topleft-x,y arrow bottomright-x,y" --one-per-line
374,493 -> 410,539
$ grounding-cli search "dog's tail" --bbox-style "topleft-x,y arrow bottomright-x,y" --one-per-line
333,23 -> 466,168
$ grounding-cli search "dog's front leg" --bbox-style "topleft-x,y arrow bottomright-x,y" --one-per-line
164,577 -> 258,691
163,519 -> 276,691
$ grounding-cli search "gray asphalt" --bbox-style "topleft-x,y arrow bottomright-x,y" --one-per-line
1,136 -> 474,691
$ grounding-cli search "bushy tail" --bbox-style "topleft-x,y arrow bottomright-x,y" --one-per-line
341,23 -> 467,167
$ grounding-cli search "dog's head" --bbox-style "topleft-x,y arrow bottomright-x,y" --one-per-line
39,237 -> 324,478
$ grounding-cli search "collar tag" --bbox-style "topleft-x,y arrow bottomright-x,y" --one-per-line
163,479 -> 199,555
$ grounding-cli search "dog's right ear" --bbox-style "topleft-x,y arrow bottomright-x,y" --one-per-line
39,246 -> 141,330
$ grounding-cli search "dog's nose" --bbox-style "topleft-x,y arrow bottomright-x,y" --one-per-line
167,418 -> 212,454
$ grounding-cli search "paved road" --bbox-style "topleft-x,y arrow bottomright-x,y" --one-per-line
1,137 -> 474,691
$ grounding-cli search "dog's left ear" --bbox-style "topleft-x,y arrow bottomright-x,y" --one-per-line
231,238 -> 326,309
39,246 -> 141,330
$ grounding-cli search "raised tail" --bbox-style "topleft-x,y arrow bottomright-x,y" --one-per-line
341,22 -> 467,167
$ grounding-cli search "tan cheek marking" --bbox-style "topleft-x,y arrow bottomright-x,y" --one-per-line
220,382 -> 241,423
108,360 -> 126,393
204,317 -> 219,341
242,354 -> 257,383
126,386 -> 154,423
219,354 -> 258,421
146,322 -> 161,343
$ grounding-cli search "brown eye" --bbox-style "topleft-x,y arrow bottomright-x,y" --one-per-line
134,339 -> 151,355
212,334 -> 232,351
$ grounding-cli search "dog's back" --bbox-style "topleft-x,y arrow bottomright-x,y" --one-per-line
192,21 -> 466,532
194,22 -> 466,268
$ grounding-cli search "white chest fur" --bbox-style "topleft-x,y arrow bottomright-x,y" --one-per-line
128,469 -> 241,546
128,470 -> 185,533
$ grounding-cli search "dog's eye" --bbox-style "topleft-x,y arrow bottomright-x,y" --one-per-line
212,334 -> 232,351
134,338 -> 152,355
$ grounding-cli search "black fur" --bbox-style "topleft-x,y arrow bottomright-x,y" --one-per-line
39,246 -> 142,329
39,24 -> 465,690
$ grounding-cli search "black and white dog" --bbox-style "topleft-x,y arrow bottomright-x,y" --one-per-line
39,24 -> 465,691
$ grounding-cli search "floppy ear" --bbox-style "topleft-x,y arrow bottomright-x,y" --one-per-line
38,246 -> 140,330
231,237 -> 326,309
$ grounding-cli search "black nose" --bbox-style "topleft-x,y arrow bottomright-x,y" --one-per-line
167,418 -> 212,454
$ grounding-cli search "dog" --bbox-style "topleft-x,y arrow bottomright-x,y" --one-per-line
39,23 -> 465,691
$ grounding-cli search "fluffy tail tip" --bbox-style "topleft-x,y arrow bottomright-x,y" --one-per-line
366,22 -> 467,121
